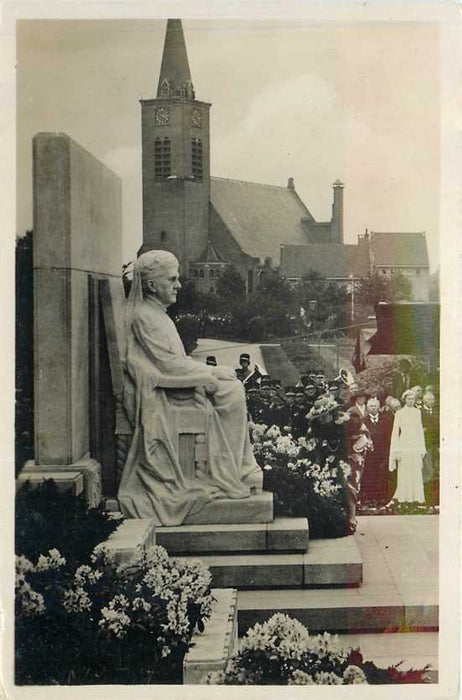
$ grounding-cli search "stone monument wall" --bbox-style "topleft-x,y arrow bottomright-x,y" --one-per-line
28,133 -> 123,504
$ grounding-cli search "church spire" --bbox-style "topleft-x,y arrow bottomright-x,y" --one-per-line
157,19 -> 195,99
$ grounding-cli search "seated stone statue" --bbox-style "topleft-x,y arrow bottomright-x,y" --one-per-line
118,250 -> 261,525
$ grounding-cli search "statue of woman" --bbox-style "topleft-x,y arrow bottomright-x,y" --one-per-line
118,250 -> 261,525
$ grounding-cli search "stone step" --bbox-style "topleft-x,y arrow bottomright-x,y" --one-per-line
178,535 -> 362,589
238,588 -> 438,636
183,491 -> 274,525
103,518 -> 156,565
156,517 -> 309,554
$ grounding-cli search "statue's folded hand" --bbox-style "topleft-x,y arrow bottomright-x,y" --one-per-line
204,377 -> 220,395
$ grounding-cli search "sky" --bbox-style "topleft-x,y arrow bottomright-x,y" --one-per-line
16,19 -> 440,268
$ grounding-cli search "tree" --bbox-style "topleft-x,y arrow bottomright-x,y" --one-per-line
215,266 -> 246,304
297,270 -> 349,334
356,272 -> 413,311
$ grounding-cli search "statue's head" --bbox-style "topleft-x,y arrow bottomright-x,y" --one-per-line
135,250 -> 181,307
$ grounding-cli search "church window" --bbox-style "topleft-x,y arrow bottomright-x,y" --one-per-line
155,137 -> 171,179
160,230 -> 167,243
160,79 -> 171,98
191,138 -> 203,180
193,269 -> 198,278
199,269 -> 204,278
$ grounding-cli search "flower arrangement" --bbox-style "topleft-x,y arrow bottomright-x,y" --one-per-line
250,422 -> 349,538
16,542 -> 215,685
203,613 -> 432,686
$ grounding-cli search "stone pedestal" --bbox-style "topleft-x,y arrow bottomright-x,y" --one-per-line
21,455 -> 102,508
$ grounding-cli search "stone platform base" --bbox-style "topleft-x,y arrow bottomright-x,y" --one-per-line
21,455 -> 102,507
106,491 -> 274,526
178,534 -> 362,589
156,517 -> 309,554
183,588 -> 238,684
183,491 -> 273,525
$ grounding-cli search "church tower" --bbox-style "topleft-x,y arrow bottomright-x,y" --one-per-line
139,19 -> 211,272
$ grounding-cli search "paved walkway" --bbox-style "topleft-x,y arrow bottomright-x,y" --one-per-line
192,339 -> 268,374
238,515 -> 438,672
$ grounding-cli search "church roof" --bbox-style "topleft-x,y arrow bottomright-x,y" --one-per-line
196,240 -> 228,263
210,177 -> 314,264
369,232 -> 429,268
279,243 -> 370,279
157,19 -> 193,98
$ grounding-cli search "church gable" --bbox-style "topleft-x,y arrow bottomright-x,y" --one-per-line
210,177 -> 315,265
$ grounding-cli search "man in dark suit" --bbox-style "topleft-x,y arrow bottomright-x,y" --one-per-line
391,359 -> 419,399
421,392 -> 439,505
361,397 -> 391,506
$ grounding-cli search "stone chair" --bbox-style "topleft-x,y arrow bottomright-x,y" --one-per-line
99,278 -> 262,496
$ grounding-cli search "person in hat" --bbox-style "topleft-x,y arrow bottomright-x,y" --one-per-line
236,353 -> 252,383
206,355 -> 217,366
291,388 -> 310,438
347,388 -> 369,419
391,359 -> 419,399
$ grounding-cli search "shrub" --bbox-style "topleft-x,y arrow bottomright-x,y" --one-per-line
16,543 -> 214,685
250,423 -> 349,538
15,480 -> 121,571
203,613 -> 432,685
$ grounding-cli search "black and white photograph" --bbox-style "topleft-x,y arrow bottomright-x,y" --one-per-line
3,1 -> 461,698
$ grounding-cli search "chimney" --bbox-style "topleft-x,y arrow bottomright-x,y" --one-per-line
287,177 -> 295,190
331,179 -> 344,244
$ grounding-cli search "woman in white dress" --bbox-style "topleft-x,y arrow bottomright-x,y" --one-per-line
388,390 -> 426,504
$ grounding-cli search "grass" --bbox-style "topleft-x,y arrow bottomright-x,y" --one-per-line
259,344 -> 300,387
281,339 -> 335,377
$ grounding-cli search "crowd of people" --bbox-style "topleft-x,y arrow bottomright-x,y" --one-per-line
205,352 -> 440,519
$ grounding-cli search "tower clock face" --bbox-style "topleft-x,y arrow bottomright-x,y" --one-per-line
155,107 -> 170,126
191,109 -> 202,128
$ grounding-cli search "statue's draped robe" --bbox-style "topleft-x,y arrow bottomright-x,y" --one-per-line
118,296 -> 259,525
389,405 -> 426,503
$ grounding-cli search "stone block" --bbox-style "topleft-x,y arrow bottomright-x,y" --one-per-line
21,455 -> 102,507
184,491 -> 273,525
156,522 -> 267,554
33,133 -> 122,276
303,536 -> 363,585
104,518 -> 156,565
267,518 -> 309,551
33,132 -> 122,468
16,470 -> 84,496
187,553 -> 305,588
183,589 -> 238,684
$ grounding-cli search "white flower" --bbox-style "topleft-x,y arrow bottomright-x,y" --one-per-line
62,586 -> 92,613
16,577 -> 46,616
343,665 -> 368,684
90,543 -> 116,566
314,671 -> 343,684
15,555 -> 34,574
288,670 -> 315,685
74,564 -> 103,586
99,606 -> 131,638
132,596 -> 152,612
